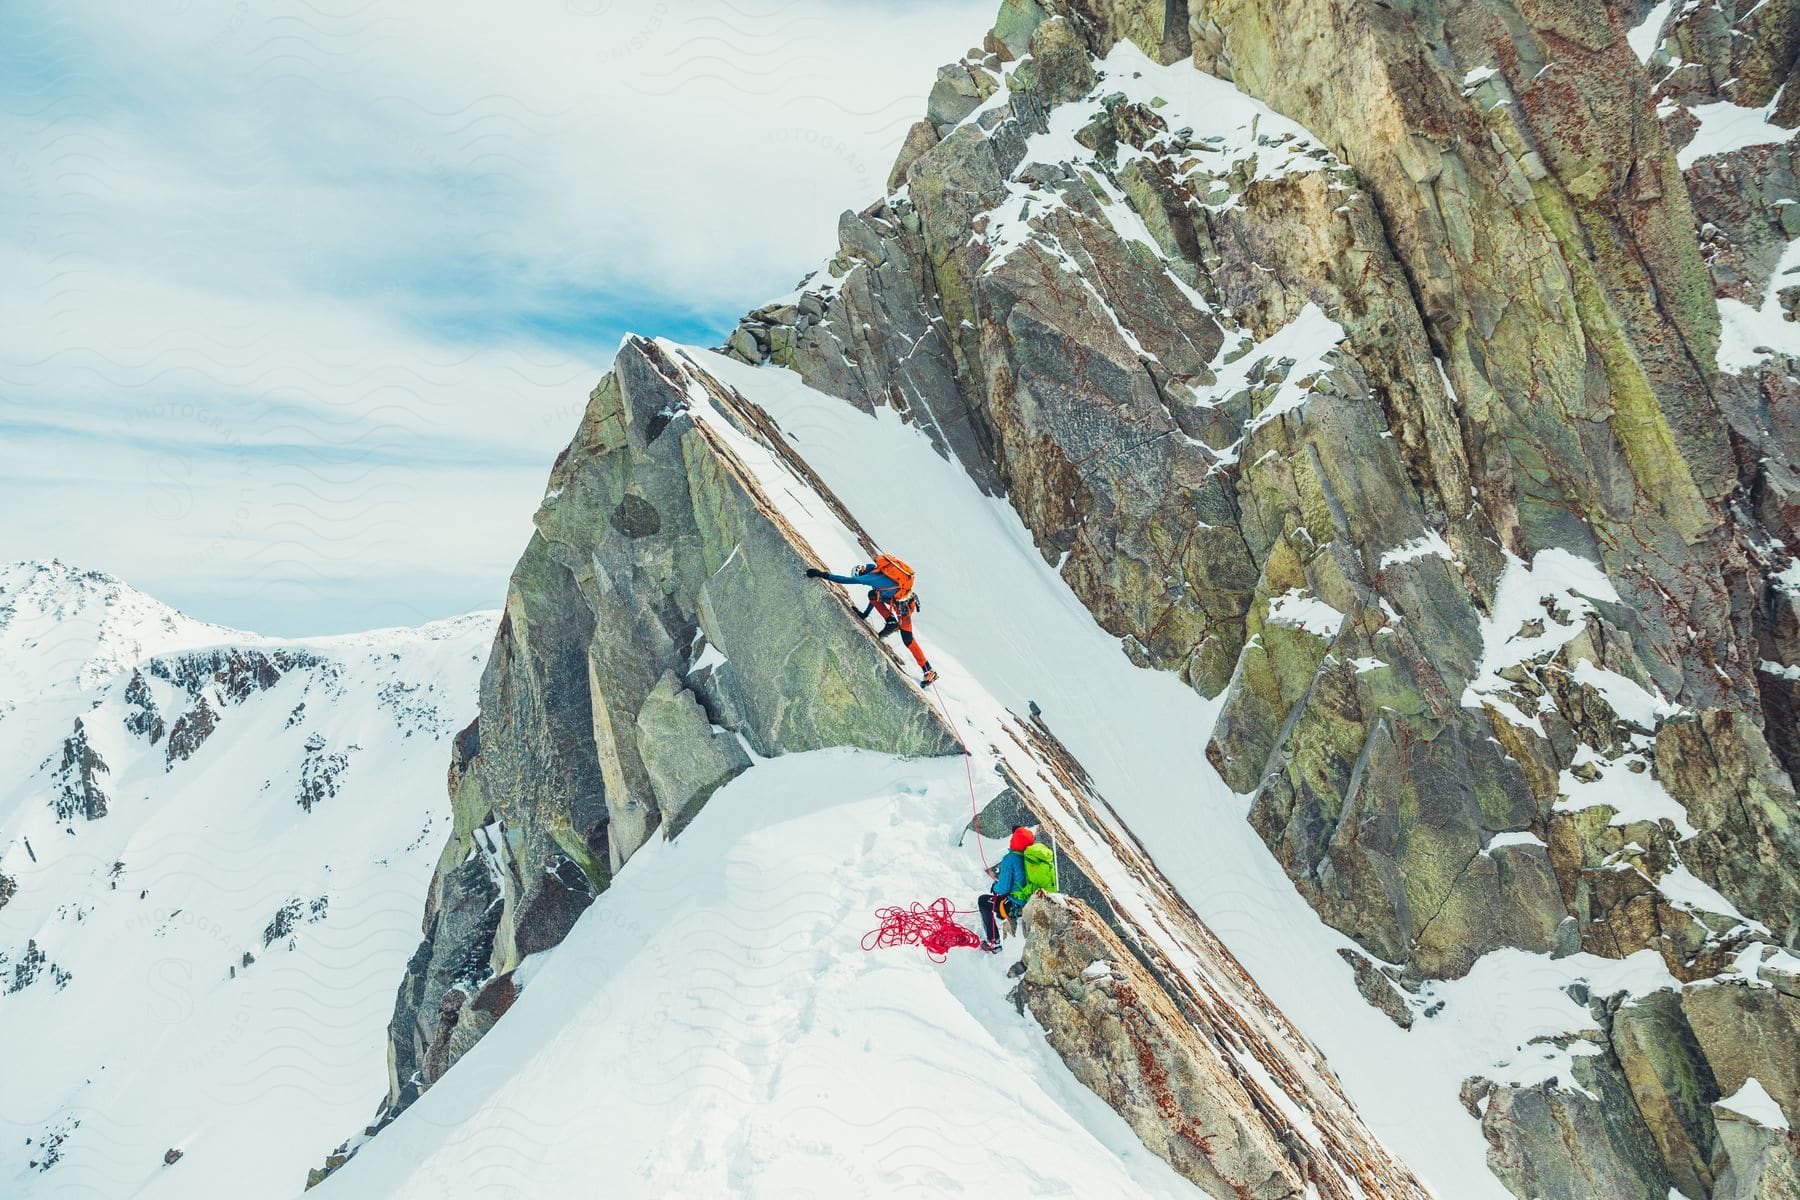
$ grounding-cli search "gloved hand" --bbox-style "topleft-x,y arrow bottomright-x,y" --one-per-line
878,620 -> 899,638
804,568 -> 825,578
856,604 -> 874,620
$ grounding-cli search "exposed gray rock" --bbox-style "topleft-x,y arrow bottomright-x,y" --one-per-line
886,118 -> 940,192
51,719 -> 109,821
1681,984 -> 1800,1124
634,669 -> 751,838
1336,947 -> 1414,1030
1711,1100 -> 1800,1199
926,62 -> 986,130
163,698 -> 216,768
1613,988 -> 1724,1199
1481,1043 -> 1671,1200
348,3 -> 1800,1196
1015,895 -> 1309,1199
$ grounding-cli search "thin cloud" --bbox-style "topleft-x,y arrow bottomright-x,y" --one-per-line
0,0 -> 996,634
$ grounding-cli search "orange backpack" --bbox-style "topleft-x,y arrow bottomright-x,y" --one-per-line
874,553 -> 916,599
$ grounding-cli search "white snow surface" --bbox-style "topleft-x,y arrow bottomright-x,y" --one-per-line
1569,660 -> 1679,731
318,750 -> 1197,1199
1716,236 -> 1800,372
1777,555 -> 1800,594
1717,1077 -> 1791,1130
1657,865 -> 1769,934
0,560 -> 251,699
1483,831 -> 1548,854
1678,99 -> 1795,169
1555,747 -> 1698,839
0,561 -> 495,1199
1265,588 -> 1348,639
1629,0 -> 1674,61
1463,548 -> 1621,732
1379,529 -> 1454,570
314,347 -> 1718,1200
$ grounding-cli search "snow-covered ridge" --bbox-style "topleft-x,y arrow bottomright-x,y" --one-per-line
0,561 -> 496,1198
0,559 -> 253,700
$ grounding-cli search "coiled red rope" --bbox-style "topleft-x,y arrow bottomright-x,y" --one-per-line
861,898 -> 983,961
860,681 -> 994,960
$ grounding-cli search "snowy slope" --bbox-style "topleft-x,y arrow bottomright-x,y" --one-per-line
0,561 -> 249,795
0,561 -> 496,1198
317,749 -> 1199,1199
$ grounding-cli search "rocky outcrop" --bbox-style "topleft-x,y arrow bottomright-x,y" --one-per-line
1474,978 -> 1800,1200
634,669 -> 751,838
1479,1054 -> 1673,1200
1614,989 -> 1726,1198
982,713 -> 1431,1198
1712,1102 -> 1800,1199
297,732 -> 352,813
1016,895 -> 1310,1199
376,337 -> 961,1124
736,4 -> 1707,1001
163,697 -> 217,767
148,647 -> 326,768
122,669 -> 163,743
49,719 -> 108,822
356,320 -> 1428,1198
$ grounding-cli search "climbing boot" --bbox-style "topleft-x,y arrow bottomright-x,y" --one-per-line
921,667 -> 939,685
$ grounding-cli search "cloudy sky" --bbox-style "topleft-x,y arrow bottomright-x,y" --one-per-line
1,0 -> 993,634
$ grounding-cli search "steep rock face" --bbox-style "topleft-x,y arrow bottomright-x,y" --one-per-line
49,720 -> 108,822
379,338 -> 961,1120
1467,977 -> 1800,1200
1478,1053 -> 1672,1200
1712,1105 -> 1800,1199
709,1 -> 1800,1196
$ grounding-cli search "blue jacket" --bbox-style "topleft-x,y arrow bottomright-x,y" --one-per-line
820,568 -> 901,602
992,850 -> 1027,904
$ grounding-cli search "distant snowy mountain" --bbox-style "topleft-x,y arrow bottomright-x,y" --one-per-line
0,560 -> 496,1199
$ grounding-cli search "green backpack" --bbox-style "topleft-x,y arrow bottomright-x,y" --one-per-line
1013,843 -> 1059,904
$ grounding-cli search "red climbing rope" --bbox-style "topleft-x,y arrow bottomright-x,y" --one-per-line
861,898 -> 983,961
927,679 -> 989,874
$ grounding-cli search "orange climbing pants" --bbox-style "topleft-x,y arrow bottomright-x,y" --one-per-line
872,595 -> 929,669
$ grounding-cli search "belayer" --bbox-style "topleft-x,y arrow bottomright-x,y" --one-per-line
978,826 -> 1057,953
805,553 -> 938,684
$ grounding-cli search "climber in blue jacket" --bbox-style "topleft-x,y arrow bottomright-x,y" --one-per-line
807,562 -> 902,600
805,555 -> 937,684
977,827 -> 1042,953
